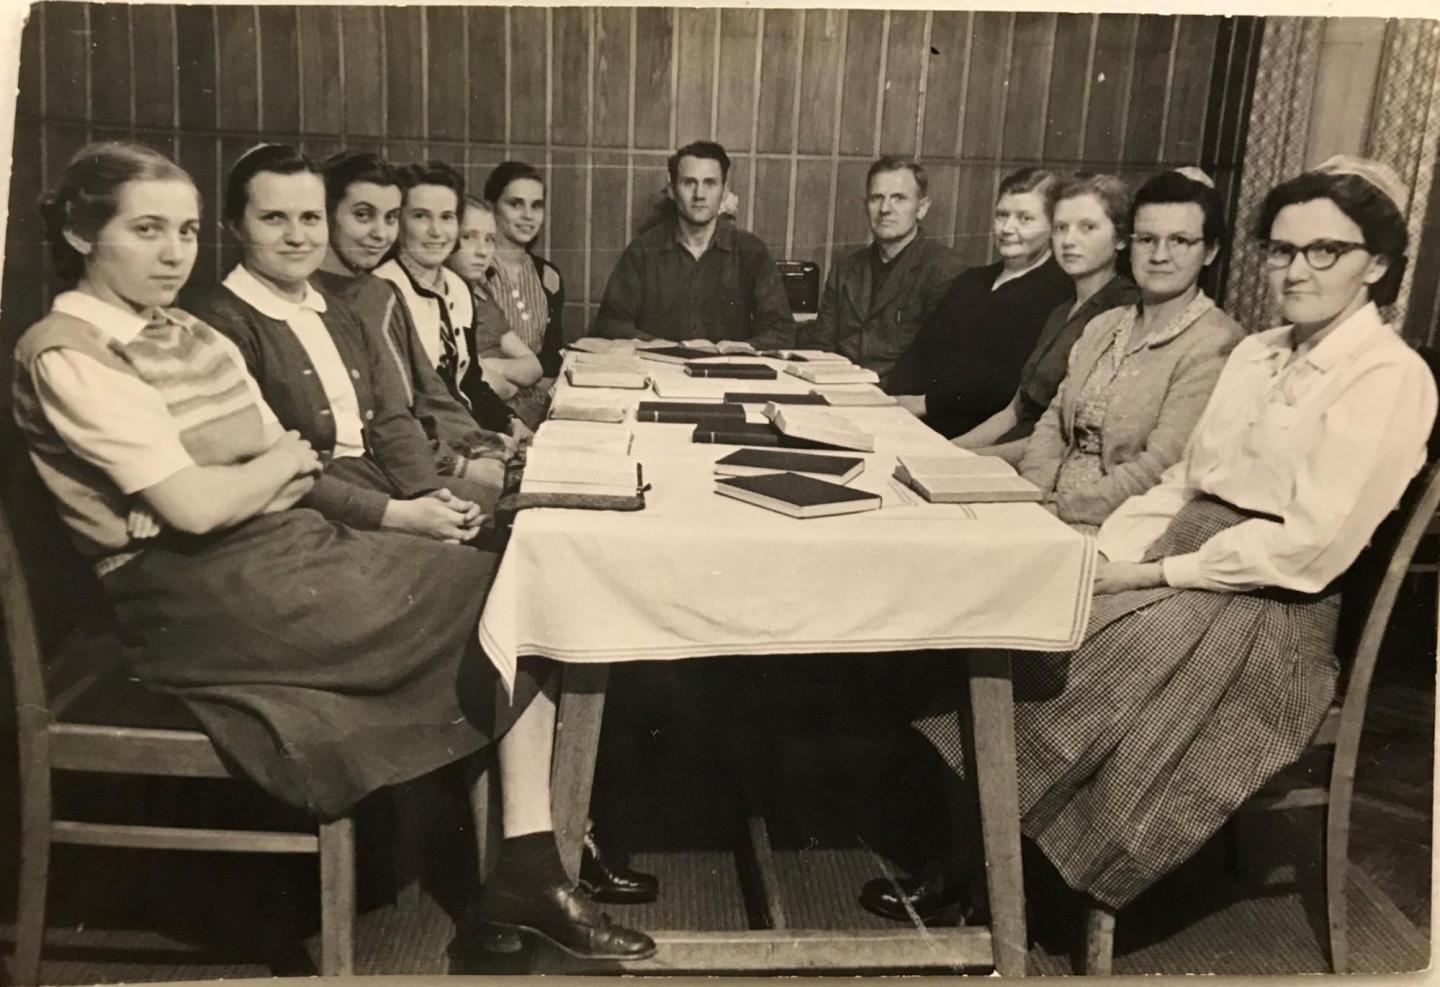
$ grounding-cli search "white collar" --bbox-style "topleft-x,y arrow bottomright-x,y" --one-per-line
51,290 -> 151,346
992,250 -> 1052,290
1247,301 -> 1390,372
223,264 -> 327,321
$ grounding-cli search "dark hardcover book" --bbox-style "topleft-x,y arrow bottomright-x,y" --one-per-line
722,391 -> 829,405
714,472 -> 882,518
635,401 -> 747,424
691,423 -> 838,450
684,362 -> 779,380
637,345 -> 724,364
714,447 -> 865,483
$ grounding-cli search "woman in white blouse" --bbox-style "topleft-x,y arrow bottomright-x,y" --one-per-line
863,156 -> 1437,927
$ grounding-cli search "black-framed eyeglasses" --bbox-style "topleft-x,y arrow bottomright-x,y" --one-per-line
1261,239 -> 1369,271
1130,232 -> 1205,254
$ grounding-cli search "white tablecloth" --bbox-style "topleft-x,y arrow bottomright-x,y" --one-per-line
478,355 -> 1096,688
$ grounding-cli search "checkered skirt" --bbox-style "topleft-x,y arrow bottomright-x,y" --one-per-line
914,496 -> 1340,908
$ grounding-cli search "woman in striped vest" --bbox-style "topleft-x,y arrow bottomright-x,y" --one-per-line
12,141 -> 654,962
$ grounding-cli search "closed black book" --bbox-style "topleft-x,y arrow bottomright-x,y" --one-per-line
714,447 -> 865,483
638,345 -> 725,364
723,391 -> 829,405
691,423 -> 837,450
635,401 -> 747,424
684,362 -> 778,379
714,472 -> 882,518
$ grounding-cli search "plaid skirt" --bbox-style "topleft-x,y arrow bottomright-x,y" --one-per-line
914,497 -> 1340,908
103,508 -> 544,820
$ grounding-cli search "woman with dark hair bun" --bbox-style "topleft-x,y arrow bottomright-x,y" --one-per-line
484,161 -> 566,384
862,156 -> 1436,930
13,140 -> 655,962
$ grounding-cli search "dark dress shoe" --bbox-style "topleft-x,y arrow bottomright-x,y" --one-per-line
579,831 -> 659,904
475,879 -> 657,960
859,868 -> 971,924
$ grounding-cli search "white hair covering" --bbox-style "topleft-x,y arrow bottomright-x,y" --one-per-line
1311,154 -> 1408,212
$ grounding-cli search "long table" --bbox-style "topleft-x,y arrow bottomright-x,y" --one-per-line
475,351 -> 1097,975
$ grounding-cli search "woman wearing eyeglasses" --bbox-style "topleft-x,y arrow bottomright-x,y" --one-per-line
1017,169 -> 1244,529
862,156 -> 1436,931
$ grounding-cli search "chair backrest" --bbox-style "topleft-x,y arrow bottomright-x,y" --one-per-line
776,260 -> 821,315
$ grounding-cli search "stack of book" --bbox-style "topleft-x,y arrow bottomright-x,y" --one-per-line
893,454 -> 1043,503
764,403 -> 875,452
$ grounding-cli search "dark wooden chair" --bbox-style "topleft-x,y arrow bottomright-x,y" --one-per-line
1083,459 -> 1440,975
2,426 -> 356,984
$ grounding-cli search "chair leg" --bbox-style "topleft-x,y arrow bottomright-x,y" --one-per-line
13,751 -> 52,986
1082,899 -> 1116,976
1326,756 -> 1357,973
392,782 -> 426,910
466,753 -> 501,882
318,816 -> 356,977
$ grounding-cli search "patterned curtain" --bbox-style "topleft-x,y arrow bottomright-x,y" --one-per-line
1225,18 -> 1325,332
1365,20 -> 1440,335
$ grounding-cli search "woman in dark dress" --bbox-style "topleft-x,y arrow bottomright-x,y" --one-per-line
860,157 -> 1436,930
13,141 -> 653,961
887,167 -> 1073,439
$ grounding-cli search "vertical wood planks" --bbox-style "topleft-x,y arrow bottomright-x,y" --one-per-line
1044,13 -> 1091,166
467,7 -> 506,144
1002,13 -> 1055,164
716,9 -> 759,152
551,7 -> 589,147
592,7 -> 630,148
299,6 -> 343,138
384,7 -> 426,141
257,6 -> 300,135
829,159 -> 872,270
880,12 -> 927,156
590,148 -> 629,303
1165,17 -> 1220,165
1125,16 -> 1177,166
756,10 -> 800,154
751,157 -> 792,258
797,10 -> 843,155
88,4 -> 131,130
509,7 -> 548,145
44,2 -> 87,122
837,10 -> 883,157
922,161 -> 960,248
214,5 -> 258,133
131,6 -> 175,130
548,147 -> 588,318
426,6 -> 468,143
962,13 -> 1011,162
674,9 -> 714,143
340,8 -> 384,139
632,9 -> 673,150
791,160 -> 833,266
1085,14 -> 1138,165
923,11 -> 970,159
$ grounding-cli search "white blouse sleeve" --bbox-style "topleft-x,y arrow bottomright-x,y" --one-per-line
33,348 -> 196,494
1094,459 -> 1198,562
1162,355 -> 1437,593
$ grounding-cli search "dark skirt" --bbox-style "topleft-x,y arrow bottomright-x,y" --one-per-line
102,508 -> 543,820
914,497 -> 1340,908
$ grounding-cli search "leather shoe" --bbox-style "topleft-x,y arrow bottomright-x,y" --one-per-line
475,879 -> 657,960
859,866 -> 971,924
579,831 -> 659,904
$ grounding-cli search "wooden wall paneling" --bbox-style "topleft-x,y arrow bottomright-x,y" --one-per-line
426,6 -> 469,143
922,161 -> 959,249
961,12 -> 1012,162
790,159 -> 833,266
214,5 -> 258,133
466,7 -> 506,144
548,147 -> 588,315
386,140 -> 429,168
716,9 -> 759,152
131,6 -> 175,130
632,8 -> 673,149
299,6 -> 343,138
630,152 -> 670,236
923,11 -> 970,159
551,7 -> 589,147
954,163 -> 998,266
301,138 -> 345,161
17,7 -> 40,119
751,156 -> 792,258
463,143 -> 510,191
880,11 -> 927,157
256,6 -> 300,135
5,119 -> 46,352
1165,16 -> 1220,165
88,4 -> 131,130
674,8 -> 715,143
837,10 -> 884,157
1044,13 -> 1092,166
592,6 -> 630,148
829,158 -> 872,271
589,148 -> 629,304
797,10 -> 844,155
384,6 -> 426,141
215,136 -> 257,281
175,134 -> 219,294
509,7 -> 548,145
1124,16 -> 1178,166
726,156 -> 750,221
1084,15 -> 1139,165
755,9 -> 800,153
44,2 -> 87,122
1002,12 -> 1056,164
339,8 -> 384,139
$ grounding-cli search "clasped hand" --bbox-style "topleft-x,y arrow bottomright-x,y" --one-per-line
385,488 -> 486,543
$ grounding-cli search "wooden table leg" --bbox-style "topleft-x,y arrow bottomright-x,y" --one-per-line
967,649 -> 1027,977
550,662 -> 610,882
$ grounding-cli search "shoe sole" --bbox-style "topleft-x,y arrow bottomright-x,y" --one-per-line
578,880 -> 659,906
482,920 -> 659,962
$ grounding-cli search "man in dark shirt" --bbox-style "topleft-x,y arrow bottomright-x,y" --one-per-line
799,158 -> 964,386
591,141 -> 795,349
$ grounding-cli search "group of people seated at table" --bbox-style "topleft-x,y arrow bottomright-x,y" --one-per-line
10,125 -> 1435,964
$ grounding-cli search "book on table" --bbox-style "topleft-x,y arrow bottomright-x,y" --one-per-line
723,391 -> 829,405
715,340 -> 758,355
810,384 -> 897,407
565,365 -> 649,389
635,400 -> 747,424
714,472 -> 882,518
713,447 -> 865,483
685,362 -> 778,379
784,363 -> 881,385
638,344 -> 729,365
522,445 -> 641,497
531,420 -> 634,457
651,375 -> 732,400
548,394 -> 628,423
760,349 -> 851,362
893,454 -> 1043,503
764,403 -> 875,452
567,337 -> 635,355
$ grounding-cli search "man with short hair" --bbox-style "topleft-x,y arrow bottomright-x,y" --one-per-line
799,157 -> 964,386
592,140 -> 795,349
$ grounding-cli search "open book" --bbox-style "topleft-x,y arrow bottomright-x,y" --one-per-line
810,384 -> 897,407
893,455 -> 1043,503
522,445 -> 643,497
784,363 -> 881,385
